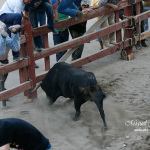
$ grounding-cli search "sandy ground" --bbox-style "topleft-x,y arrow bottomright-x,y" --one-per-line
0,0 -> 150,149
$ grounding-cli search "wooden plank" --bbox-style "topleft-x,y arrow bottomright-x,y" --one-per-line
36,39 -> 131,81
36,71 -> 48,83
24,19 -> 37,99
43,34 -> 50,71
32,3 -> 130,37
71,39 -> 131,67
135,31 -> 150,41
0,81 -> 32,102
34,18 -> 130,61
0,59 -> 29,75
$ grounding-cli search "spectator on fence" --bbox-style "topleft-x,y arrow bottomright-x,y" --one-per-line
91,0 -> 104,50
52,0 -> 69,61
57,0 -> 83,21
0,0 -> 31,61
143,0 -> 150,31
24,0 -> 58,52
0,118 -> 52,150
68,0 -> 89,61
83,0 -> 118,47
0,24 -> 21,89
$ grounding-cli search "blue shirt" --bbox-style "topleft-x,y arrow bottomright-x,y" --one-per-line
99,0 -> 108,7
51,0 -> 57,5
74,0 -> 82,5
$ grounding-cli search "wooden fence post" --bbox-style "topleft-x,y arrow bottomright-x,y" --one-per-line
124,6 -> 134,60
22,19 -> 37,99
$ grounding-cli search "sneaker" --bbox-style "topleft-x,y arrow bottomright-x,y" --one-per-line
103,42 -> 114,47
47,26 -> 58,34
35,63 -> 39,68
0,30 -> 8,38
13,57 -> 20,61
13,57 -> 24,62
75,10 -> 83,21
110,40 -> 116,45
9,24 -> 21,33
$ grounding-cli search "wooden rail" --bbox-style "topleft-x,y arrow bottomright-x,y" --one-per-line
0,0 -> 149,103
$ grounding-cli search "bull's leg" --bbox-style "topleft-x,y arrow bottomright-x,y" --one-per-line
46,90 -> 62,105
46,95 -> 56,105
73,98 -> 86,121
94,100 -> 107,127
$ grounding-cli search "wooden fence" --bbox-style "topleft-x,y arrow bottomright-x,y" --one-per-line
0,0 -> 150,104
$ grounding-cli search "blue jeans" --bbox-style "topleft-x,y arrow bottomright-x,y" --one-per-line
0,13 -> 22,58
30,2 -> 54,48
57,0 -> 78,18
143,7 -> 150,31
37,12 -> 46,47
96,27 -> 102,42
53,30 -> 69,61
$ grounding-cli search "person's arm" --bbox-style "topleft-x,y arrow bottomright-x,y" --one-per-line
0,144 -> 10,150
82,5 -> 100,13
52,0 -> 60,21
101,1 -> 118,10
48,0 -> 52,5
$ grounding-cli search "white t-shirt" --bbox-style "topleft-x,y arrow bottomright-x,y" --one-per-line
0,0 -> 24,15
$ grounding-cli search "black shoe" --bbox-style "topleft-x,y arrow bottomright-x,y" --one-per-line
141,41 -> 147,47
47,26 -> 58,34
35,63 -> 39,68
34,47 -> 43,52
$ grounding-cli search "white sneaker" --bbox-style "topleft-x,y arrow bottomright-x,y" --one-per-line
110,40 -> 116,45
9,24 -> 21,33
103,42 -> 114,47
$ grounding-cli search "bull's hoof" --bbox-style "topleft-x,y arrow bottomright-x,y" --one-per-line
49,100 -> 54,105
73,116 -> 79,121
101,126 -> 108,132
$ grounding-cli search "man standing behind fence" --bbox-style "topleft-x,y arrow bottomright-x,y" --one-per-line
83,0 -> 118,47
69,0 -> 89,61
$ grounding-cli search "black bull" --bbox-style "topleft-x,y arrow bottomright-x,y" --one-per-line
33,62 -> 107,127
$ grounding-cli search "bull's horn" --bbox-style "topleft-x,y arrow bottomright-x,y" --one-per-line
79,87 -> 85,93
31,82 -> 42,92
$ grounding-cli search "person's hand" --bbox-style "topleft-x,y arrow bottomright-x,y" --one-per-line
110,5 -> 118,11
82,8 -> 93,13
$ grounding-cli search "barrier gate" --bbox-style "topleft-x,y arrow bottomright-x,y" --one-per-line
0,0 -> 150,107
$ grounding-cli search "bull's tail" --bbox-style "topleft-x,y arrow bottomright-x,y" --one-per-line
31,81 -> 42,92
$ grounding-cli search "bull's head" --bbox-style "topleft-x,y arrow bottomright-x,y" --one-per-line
80,84 -> 107,127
